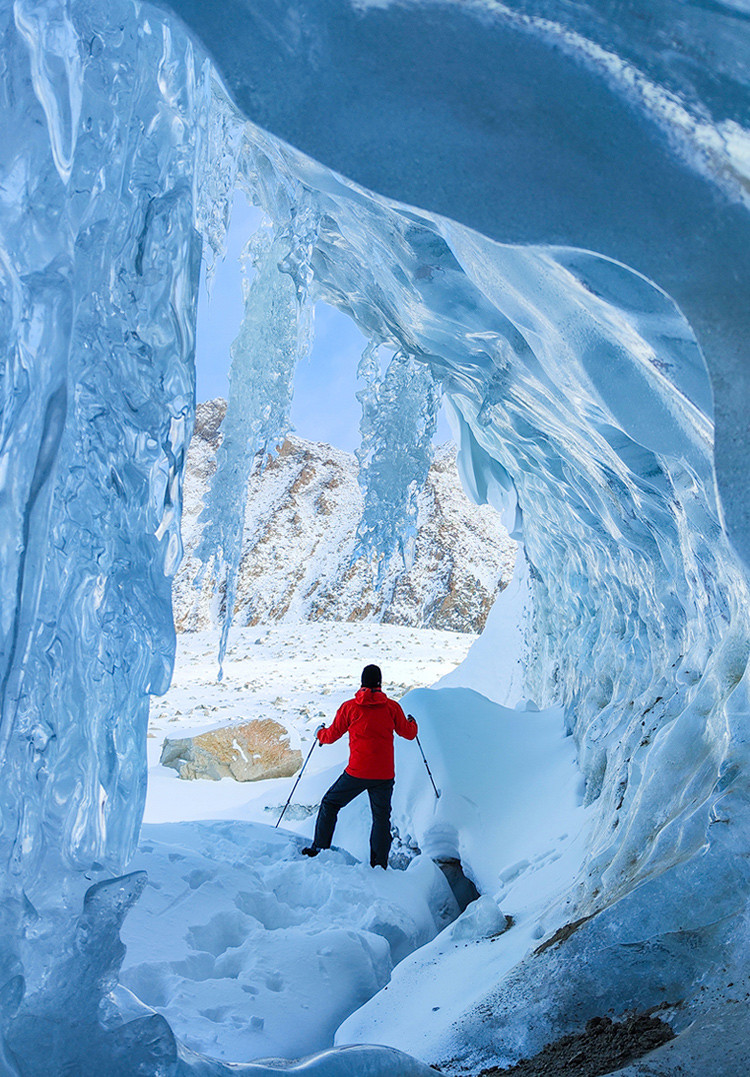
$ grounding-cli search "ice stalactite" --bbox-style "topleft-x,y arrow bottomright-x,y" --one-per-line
193,215 -> 315,676
355,345 -> 441,583
195,81 -> 247,288
192,75 -> 448,661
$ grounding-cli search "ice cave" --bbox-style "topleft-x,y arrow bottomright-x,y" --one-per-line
1,0 -> 749,1074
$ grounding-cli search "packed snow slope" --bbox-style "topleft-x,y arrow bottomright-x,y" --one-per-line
121,819 -> 457,1063
176,399 -> 515,633
1,0 -> 750,1075
121,621 -> 476,1062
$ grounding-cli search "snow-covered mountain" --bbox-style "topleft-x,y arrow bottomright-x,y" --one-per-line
174,400 -> 516,634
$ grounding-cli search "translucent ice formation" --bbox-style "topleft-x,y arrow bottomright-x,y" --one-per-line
0,1 -> 210,1069
1,0 -> 749,1073
194,222 -> 314,674
0,0 -> 205,897
172,0 -> 750,564
355,346 -> 441,579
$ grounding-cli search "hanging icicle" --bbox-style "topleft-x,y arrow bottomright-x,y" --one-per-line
193,216 -> 316,677
355,347 -> 442,585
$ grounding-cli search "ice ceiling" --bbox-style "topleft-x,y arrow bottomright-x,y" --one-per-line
1,0 -> 749,1074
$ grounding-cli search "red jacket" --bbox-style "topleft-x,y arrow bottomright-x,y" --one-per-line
317,688 -> 417,780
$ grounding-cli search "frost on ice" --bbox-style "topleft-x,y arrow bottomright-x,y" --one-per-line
1,0 -> 750,1074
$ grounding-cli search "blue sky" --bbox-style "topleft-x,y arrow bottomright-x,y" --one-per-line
195,194 -> 451,451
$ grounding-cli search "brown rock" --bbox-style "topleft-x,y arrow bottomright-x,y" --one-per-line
160,718 -> 302,782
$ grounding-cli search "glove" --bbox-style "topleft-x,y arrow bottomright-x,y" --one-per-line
315,724 -> 326,742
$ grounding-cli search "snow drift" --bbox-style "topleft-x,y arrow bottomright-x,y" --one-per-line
1,0 -> 749,1074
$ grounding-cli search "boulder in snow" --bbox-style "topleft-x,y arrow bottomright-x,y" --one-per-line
160,719 -> 302,782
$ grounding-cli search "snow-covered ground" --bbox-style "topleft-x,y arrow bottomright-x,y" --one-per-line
144,620 -> 478,841
124,623 -> 474,1061
121,820 -> 457,1061
124,618 -> 592,1068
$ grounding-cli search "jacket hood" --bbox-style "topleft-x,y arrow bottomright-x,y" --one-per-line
355,687 -> 388,705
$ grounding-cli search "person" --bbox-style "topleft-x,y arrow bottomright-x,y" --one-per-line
302,664 -> 417,868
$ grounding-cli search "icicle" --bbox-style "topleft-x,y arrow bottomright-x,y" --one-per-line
194,219 -> 315,677
355,348 -> 442,585
195,76 -> 247,291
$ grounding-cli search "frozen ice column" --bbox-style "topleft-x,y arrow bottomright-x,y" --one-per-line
0,0 -> 204,997
193,216 -> 315,675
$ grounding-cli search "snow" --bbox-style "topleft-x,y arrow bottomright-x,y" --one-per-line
343,685 -> 593,1066
435,553 -> 530,706
144,620 -> 478,844
118,621 -> 473,1062
121,820 -> 455,1062
392,687 -> 587,896
122,619 -> 591,1068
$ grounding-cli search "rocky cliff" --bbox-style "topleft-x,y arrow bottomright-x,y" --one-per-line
173,400 -> 516,634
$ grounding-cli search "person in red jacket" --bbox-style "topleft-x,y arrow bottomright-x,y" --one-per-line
302,663 -> 417,868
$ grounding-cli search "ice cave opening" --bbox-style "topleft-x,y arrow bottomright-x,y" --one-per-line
2,0 -> 750,1075
186,185 -> 512,640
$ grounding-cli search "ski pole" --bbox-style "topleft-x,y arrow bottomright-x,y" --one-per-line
275,733 -> 319,828
408,715 -> 440,799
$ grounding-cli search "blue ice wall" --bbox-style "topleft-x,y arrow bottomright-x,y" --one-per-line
0,7 -> 206,1061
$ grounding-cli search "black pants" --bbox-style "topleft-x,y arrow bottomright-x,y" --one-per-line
313,771 -> 395,868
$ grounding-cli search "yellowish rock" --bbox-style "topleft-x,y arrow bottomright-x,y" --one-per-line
160,718 -> 302,782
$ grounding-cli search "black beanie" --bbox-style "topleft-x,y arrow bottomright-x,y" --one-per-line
361,664 -> 382,689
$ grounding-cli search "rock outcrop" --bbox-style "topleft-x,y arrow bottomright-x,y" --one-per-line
160,718 -> 302,782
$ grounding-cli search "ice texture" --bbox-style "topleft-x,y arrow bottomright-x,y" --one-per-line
193,222 -> 314,675
0,0 -> 206,1069
1,0 -> 750,1073
0,0 -> 204,891
171,0 -> 750,566
355,346 -> 441,578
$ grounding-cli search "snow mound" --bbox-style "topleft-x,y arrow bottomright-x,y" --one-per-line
335,686 -> 593,1065
121,820 -> 458,1062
